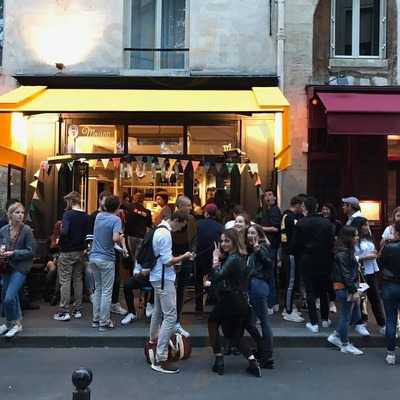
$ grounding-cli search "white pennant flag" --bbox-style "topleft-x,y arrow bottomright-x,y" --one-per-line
32,190 -> 40,200
33,169 -> 41,179
30,180 -> 38,189
55,163 -> 62,171
101,159 -> 110,169
249,163 -> 259,174
238,164 -> 247,175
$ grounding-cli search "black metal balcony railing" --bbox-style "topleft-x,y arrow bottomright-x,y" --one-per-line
123,48 -> 189,70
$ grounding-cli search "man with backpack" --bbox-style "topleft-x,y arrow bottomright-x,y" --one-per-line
145,210 -> 194,374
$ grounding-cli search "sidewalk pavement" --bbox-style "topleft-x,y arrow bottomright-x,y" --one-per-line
0,302 -> 389,348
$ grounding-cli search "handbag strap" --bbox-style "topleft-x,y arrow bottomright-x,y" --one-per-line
8,225 -> 23,251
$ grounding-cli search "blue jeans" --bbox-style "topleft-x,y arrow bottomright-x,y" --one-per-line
268,248 -> 278,308
335,289 -> 362,344
1,271 -> 26,324
382,282 -> 400,351
250,278 -> 274,360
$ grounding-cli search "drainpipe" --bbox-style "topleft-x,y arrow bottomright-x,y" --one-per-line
276,0 -> 286,90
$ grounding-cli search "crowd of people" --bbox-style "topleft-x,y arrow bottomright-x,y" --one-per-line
1,189 -> 400,375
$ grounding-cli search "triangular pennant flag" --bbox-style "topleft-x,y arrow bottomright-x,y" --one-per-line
30,180 -> 38,189
33,169 -> 41,179
254,174 -> 262,187
226,163 -> 234,174
88,159 -> 97,169
101,158 -> 110,169
67,162 -> 74,171
169,159 -> 177,170
249,163 -> 259,174
204,161 -> 211,173
32,190 -> 40,200
55,163 -> 62,171
215,162 -> 223,173
181,159 -> 189,171
112,158 -> 120,168
192,160 -> 200,172
238,163 -> 247,175
158,157 -> 165,167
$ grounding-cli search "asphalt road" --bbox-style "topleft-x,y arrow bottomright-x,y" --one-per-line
0,347 -> 398,400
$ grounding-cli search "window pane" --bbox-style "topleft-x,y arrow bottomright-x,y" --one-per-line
128,125 -> 184,154
9,168 -> 22,202
161,0 -> 186,69
359,0 -> 380,56
188,125 -> 238,155
131,0 -> 156,69
66,125 -> 124,154
0,165 -> 7,212
335,0 -> 353,56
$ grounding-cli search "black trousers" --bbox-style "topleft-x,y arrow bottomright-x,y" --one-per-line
282,253 -> 301,313
195,258 -> 211,312
123,274 -> 154,315
176,261 -> 193,322
303,274 -> 330,325
361,273 -> 386,327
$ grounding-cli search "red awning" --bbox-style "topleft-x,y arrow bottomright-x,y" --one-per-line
317,92 -> 400,135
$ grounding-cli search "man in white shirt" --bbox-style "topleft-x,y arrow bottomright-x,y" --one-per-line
149,210 -> 194,374
342,197 -> 363,226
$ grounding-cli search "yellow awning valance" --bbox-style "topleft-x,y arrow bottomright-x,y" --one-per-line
0,86 -> 288,113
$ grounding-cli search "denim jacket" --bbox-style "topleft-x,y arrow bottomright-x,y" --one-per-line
0,224 -> 36,274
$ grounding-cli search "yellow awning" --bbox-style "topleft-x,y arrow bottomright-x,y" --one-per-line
0,85 -> 291,170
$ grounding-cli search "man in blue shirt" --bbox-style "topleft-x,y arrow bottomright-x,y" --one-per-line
149,210 -> 194,374
89,196 -> 128,331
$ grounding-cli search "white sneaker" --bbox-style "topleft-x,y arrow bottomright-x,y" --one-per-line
386,353 -> 396,366
121,313 -> 137,326
111,303 -> 128,315
329,301 -> 337,313
292,305 -> 302,315
316,298 -> 320,310
306,322 -> 319,333
272,304 -> 280,313
0,324 -> 8,335
4,323 -> 22,338
176,323 -> 191,338
53,312 -> 71,321
355,324 -> 370,337
145,303 -> 154,319
327,332 -> 343,348
340,343 -> 363,355
322,320 -> 332,328
282,311 -> 304,323
72,310 -> 82,319
267,308 -> 274,316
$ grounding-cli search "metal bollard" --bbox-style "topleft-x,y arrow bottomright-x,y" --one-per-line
72,368 -> 93,400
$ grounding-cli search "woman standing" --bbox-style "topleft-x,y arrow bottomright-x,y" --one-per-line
208,229 -> 261,377
352,217 -> 385,335
246,224 -> 274,369
0,202 -> 36,337
380,222 -> 400,365
381,207 -> 400,246
327,226 -> 364,355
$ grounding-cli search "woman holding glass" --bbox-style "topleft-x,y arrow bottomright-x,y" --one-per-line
0,202 -> 36,337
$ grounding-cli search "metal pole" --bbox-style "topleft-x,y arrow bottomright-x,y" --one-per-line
72,368 -> 93,400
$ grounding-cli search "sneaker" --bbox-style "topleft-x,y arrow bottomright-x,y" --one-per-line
340,343 -> 363,355
267,308 -> 274,316
386,352 -> 396,366
176,323 -> 191,338
0,324 -> 8,335
355,324 -> 370,337
151,360 -> 180,374
91,321 -> 100,328
4,323 -> 22,338
145,303 -> 154,319
322,320 -> 332,328
282,311 -> 304,323
327,332 -> 343,348
98,320 -> 115,332
72,310 -> 82,319
306,322 -> 319,333
316,298 -> 320,310
329,301 -> 337,313
121,313 -> 137,326
110,303 -> 128,315
53,312 -> 71,321
273,304 -> 280,313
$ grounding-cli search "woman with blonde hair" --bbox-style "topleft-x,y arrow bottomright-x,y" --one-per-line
381,207 -> 400,246
0,202 -> 36,337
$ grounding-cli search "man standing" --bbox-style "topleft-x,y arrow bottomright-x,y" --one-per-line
90,196 -> 128,331
195,203 -> 223,312
172,195 -> 197,337
292,196 -> 335,333
281,196 -> 305,323
149,210 -> 194,374
256,189 -> 282,312
54,192 -> 89,322
342,197 -> 363,226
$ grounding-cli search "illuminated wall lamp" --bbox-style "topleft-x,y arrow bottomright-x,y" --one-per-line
388,135 -> 400,141
360,200 -> 382,224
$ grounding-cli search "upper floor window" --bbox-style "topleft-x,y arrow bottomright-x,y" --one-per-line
331,0 -> 386,58
125,0 -> 188,71
0,0 -> 4,65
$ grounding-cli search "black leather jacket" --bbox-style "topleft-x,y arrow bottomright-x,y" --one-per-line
380,240 -> 400,283
331,247 -> 359,293
247,244 -> 273,282
211,253 -> 247,294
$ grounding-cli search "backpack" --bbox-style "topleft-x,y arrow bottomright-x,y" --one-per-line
136,226 -> 169,271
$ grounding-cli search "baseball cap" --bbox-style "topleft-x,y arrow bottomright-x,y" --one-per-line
205,203 -> 218,216
342,196 -> 360,208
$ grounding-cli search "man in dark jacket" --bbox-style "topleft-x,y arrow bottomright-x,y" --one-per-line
292,196 -> 335,333
195,203 -> 223,312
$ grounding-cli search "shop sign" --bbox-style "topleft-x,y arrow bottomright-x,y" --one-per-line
68,125 -> 115,138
